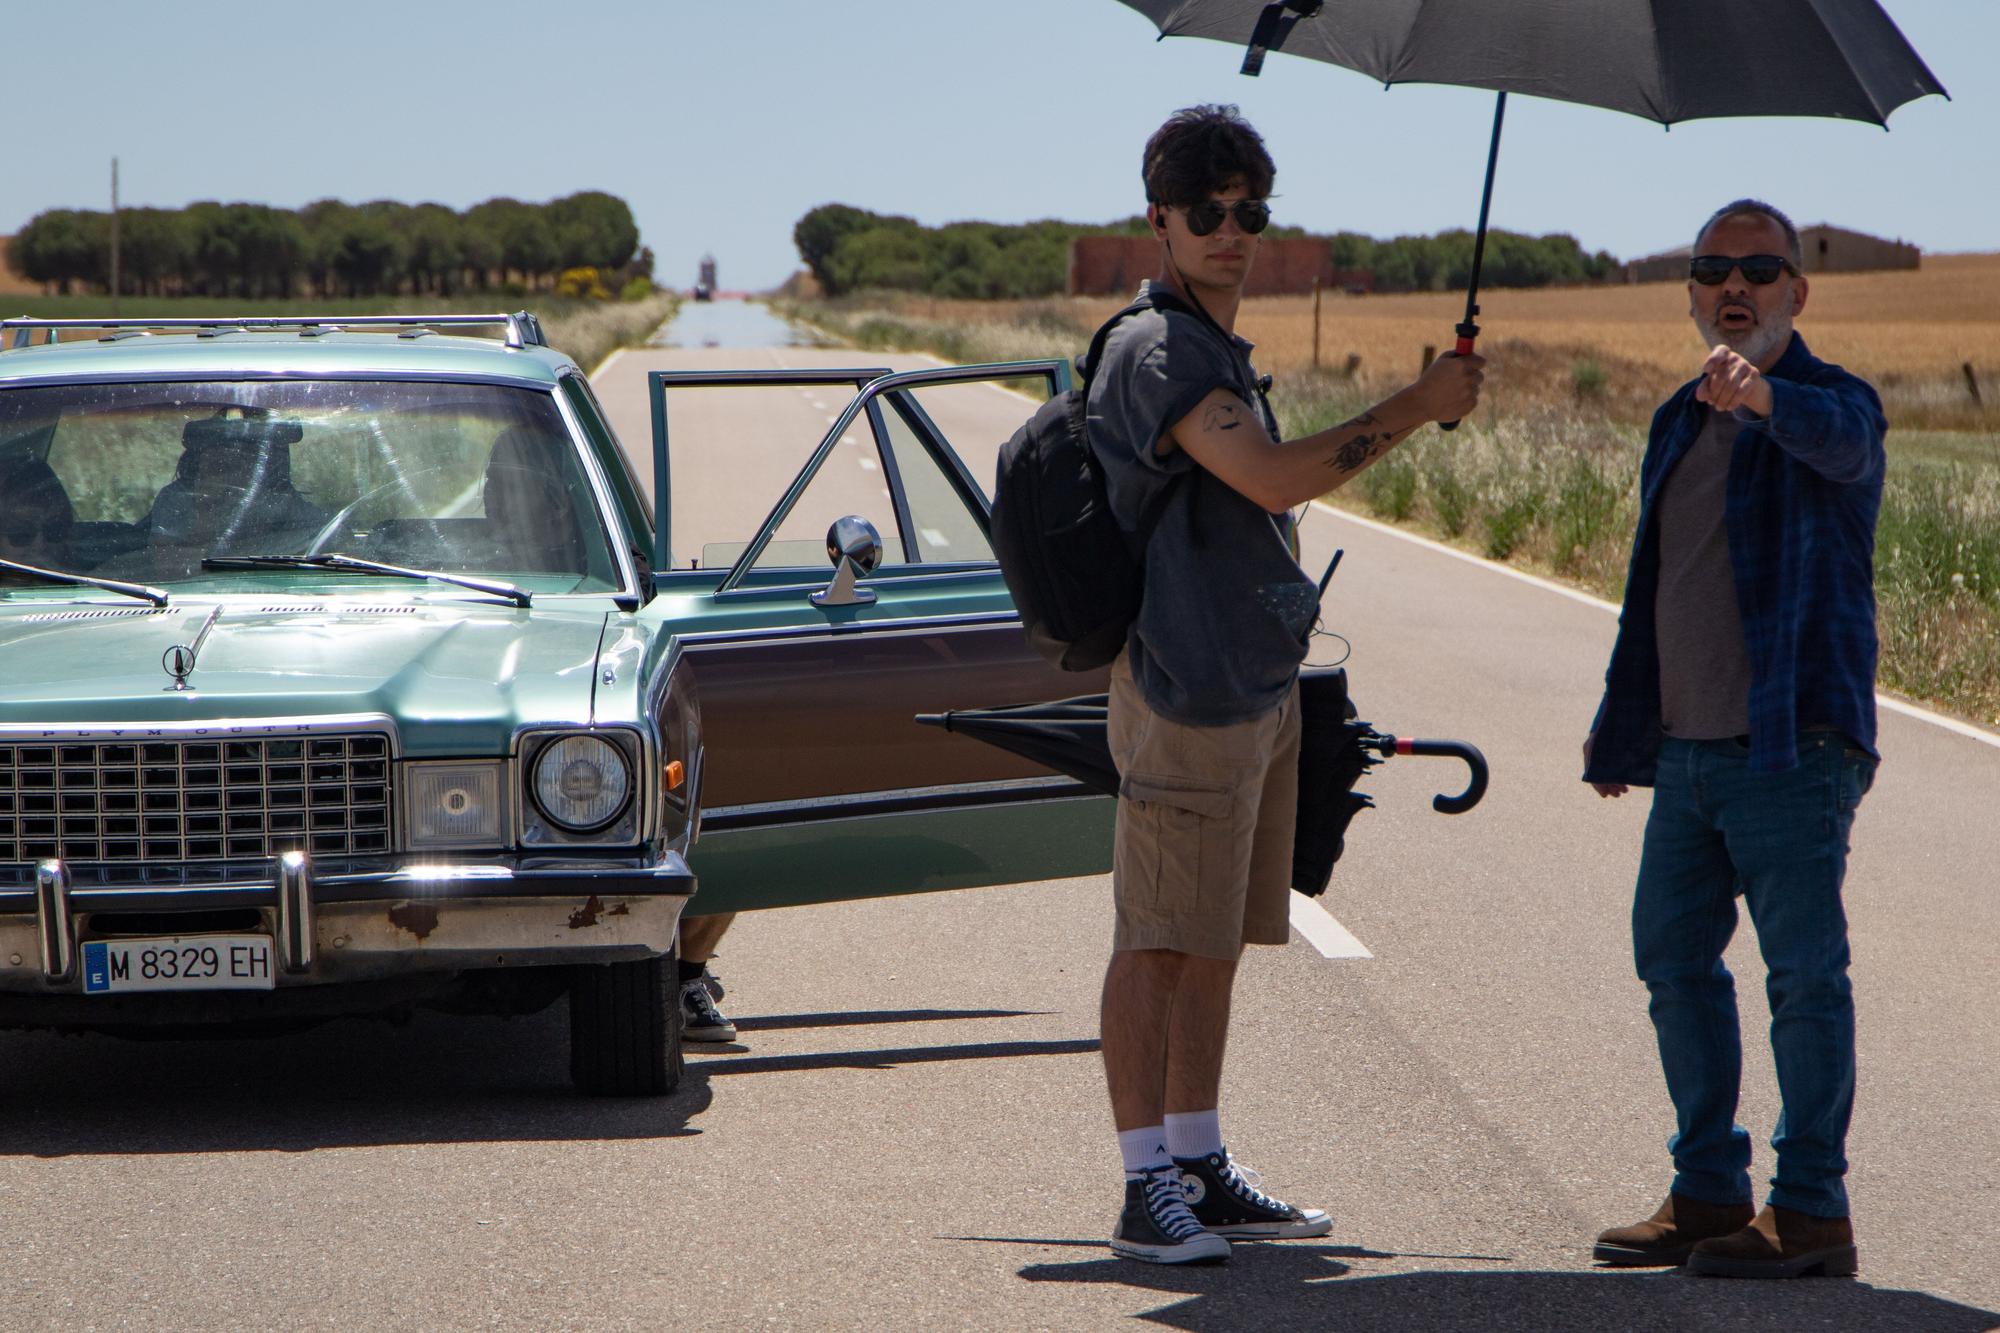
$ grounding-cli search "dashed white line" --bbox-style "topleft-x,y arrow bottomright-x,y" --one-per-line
859,457 -> 877,471
1289,892 -> 1373,959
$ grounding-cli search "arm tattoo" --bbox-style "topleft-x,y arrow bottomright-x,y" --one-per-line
1324,413 -> 1387,472
1201,401 -> 1245,432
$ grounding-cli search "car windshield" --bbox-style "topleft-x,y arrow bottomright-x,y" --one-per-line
0,378 -> 621,596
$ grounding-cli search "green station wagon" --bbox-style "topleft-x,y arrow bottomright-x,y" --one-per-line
0,313 -> 1110,1094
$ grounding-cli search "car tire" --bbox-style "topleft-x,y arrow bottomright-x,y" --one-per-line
568,950 -> 684,1097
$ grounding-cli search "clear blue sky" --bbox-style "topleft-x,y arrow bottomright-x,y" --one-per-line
5,1 -> 1992,294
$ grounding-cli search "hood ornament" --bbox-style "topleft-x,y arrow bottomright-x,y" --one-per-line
163,606 -> 222,692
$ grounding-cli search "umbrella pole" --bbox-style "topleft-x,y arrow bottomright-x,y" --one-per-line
1441,91 -> 1507,432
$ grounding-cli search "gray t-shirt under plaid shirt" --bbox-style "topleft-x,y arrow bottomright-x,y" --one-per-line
1085,282 -> 1316,726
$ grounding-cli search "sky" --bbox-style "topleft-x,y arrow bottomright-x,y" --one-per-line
5,1 -> 1994,294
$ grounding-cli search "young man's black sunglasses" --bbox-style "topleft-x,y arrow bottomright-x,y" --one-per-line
1689,254 -> 1798,286
1169,198 -> 1272,237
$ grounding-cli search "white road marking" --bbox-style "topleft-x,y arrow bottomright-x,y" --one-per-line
1289,892 -> 1373,959
859,457 -> 877,471
1310,500 -> 2000,751
921,527 -> 949,548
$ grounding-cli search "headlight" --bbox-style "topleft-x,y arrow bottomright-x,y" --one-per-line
532,734 -> 631,831
406,761 -> 507,848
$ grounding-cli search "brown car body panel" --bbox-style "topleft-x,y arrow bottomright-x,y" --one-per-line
683,621 -> 1106,809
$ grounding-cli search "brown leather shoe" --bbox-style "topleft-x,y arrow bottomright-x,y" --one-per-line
1687,1204 -> 1858,1278
1593,1192 -> 1757,1267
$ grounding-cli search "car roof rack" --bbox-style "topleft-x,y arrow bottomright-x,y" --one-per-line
0,310 -> 548,351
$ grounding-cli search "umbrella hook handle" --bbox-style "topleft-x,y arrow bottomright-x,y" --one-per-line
1369,734 -> 1490,815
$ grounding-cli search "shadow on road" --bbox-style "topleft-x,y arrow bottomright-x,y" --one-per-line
1017,1246 -> 2000,1332
695,1037 -> 1101,1077
0,1006 -> 714,1157
733,1008 -> 1045,1033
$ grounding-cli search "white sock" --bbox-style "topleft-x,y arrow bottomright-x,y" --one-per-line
1164,1109 -> 1223,1161
1118,1125 -> 1171,1178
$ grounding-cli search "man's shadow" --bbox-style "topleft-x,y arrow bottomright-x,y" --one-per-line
1014,1243 -> 2000,1332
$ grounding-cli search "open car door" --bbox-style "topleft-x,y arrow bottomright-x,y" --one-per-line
642,361 -> 1111,915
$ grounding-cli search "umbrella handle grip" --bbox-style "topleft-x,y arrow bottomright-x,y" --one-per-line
1381,735 -> 1490,814
1440,331 -> 1477,433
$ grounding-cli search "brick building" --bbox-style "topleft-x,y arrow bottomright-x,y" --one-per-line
1068,235 -> 1371,297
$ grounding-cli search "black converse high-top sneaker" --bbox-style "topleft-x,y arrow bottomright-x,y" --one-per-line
1111,1165 -> 1231,1264
1174,1150 -> 1332,1239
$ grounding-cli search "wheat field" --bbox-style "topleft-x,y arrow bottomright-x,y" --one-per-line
886,252 -> 2000,431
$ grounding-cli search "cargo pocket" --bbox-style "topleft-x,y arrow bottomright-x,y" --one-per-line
1118,773 -> 1235,911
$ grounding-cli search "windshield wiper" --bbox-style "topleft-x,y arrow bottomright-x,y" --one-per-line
0,556 -> 170,606
200,553 -> 532,607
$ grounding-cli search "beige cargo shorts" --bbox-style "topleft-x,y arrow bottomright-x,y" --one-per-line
1107,653 -> 1301,961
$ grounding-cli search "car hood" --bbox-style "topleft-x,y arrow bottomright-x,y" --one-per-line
0,599 -> 610,756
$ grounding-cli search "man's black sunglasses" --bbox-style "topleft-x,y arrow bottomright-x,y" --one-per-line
1174,198 -> 1272,236
1689,254 -> 1798,286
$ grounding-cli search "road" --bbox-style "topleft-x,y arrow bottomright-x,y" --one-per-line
3,302 -> 1996,1331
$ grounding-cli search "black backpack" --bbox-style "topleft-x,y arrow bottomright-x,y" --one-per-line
991,289 -> 1232,672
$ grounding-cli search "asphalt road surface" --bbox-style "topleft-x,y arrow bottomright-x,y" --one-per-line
3,302 -> 1995,1331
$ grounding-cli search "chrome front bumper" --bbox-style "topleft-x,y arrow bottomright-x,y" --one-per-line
0,851 -> 696,993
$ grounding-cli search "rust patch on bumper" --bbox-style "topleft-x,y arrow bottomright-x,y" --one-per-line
608,902 -> 629,917
568,896 -> 605,929
387,902 -> 440,941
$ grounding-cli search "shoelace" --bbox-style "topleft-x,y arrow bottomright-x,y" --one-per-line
1216,1154 -> 1285,1212
1140,1167 -> 1207,1241
682,979 -> 726,1024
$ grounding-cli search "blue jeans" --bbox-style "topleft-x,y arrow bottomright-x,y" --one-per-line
1633,733 -> 1875,1218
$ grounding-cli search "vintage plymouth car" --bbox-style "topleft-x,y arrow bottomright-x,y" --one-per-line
0,313 -> 1107,1094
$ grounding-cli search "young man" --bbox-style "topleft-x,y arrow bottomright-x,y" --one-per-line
1585,200 -> 1885,1279
1089,104 -> 1483,1265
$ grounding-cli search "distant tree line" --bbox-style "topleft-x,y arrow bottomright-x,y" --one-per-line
10,192 -> 644,298
794,203 -> 1619,298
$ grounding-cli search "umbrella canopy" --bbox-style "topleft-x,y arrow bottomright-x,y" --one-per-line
1115,0 -> 1947,406
918,668 -> 1488,896
1117,0 -> 1947,127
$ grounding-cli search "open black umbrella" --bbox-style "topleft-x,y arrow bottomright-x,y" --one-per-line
1116,0 -> 1948,418
917,667 -> 1487,896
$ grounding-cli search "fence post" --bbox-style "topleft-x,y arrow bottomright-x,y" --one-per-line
1421,345 -> 1437,372
1964,361 -> 1984,406
1312,276 -> 1322,371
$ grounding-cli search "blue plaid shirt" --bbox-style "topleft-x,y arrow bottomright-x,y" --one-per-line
1586,333 -> 1886,783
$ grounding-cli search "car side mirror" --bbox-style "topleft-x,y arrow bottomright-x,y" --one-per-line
811,515 -> 882,608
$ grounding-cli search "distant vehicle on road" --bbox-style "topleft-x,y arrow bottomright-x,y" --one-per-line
0,314 -> 1100,1095
693,253 -> 717,302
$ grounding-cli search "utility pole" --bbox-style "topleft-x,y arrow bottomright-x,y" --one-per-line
109,157 -> 121,315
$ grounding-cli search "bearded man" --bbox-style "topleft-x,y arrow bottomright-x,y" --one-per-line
1583,200 -> 1887,1279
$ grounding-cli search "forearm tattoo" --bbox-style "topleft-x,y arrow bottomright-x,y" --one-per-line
1324,412 -> 1386,471
1202,401 -> 1245,432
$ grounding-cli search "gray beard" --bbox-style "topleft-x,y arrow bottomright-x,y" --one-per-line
1697,309 -> 1792,367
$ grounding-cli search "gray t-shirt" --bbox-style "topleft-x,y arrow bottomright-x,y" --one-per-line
1085,282 -> 1316,726
1655,406 -> 1753,739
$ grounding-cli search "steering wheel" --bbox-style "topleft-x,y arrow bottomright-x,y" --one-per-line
304,466 -> 473,556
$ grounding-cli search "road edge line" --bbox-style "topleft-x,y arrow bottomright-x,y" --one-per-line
1309,499 -> 2000,751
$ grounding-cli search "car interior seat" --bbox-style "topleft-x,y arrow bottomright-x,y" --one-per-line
0,455 -> 77,568
150,417 -> 326,555
481,427 -> 585,573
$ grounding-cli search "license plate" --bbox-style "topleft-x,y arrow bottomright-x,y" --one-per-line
81,936 -> 276,994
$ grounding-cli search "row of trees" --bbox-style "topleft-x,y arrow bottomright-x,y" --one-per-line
10,192 -> 644,299
794,204 -> 1619,298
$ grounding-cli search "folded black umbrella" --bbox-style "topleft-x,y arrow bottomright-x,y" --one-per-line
917,667 -> 1486,897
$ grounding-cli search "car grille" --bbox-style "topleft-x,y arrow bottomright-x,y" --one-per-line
0,734 -> 392,865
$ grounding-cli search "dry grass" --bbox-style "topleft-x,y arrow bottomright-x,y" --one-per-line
786,269 -> 2000,726
853,253 -> 2000,433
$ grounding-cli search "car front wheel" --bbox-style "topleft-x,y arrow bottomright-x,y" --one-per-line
568,951 -> 685,1096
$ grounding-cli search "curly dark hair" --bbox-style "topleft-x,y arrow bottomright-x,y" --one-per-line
1142,104 -> 1276,207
